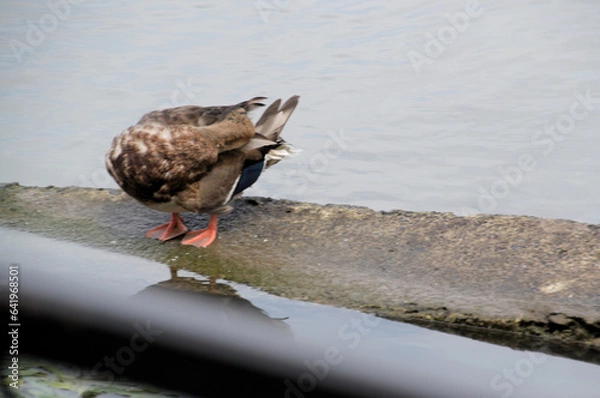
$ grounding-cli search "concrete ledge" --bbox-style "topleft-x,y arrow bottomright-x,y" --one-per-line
1,183 -> 599,362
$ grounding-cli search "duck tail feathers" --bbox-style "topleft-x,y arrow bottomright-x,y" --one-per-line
255,96 -> 300,141
265,141 -> 300,168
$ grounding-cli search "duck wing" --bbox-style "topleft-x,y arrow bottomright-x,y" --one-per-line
137,97 -> 267,128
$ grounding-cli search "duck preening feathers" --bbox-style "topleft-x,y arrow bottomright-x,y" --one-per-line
106,96 -> 300,247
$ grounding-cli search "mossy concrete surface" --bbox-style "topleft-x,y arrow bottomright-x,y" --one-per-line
1,183 -> 599,361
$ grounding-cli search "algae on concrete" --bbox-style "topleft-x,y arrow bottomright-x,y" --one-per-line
1,183 -> 599,363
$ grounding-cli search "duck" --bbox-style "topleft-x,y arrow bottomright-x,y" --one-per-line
105,96 -> 300,248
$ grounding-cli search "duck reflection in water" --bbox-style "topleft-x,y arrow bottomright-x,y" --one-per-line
130,266 -> 291,336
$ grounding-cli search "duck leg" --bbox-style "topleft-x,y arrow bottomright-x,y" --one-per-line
181,215 -> 218,248
146,213 -> 189,241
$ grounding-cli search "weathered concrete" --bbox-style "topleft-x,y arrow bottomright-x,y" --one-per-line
1,183 -> 599,362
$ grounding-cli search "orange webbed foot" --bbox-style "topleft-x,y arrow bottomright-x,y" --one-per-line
146,213 -> 189,241
181,215 -> 218,248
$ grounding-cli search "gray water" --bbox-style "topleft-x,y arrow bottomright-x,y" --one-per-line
1,0 -> 599,223
1,226 -> 600,397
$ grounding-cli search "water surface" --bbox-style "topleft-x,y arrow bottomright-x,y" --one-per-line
1,0 -> 599,223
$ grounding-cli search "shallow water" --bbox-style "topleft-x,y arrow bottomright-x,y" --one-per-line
1,0 -> 599,224
1,227 -> 600,397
